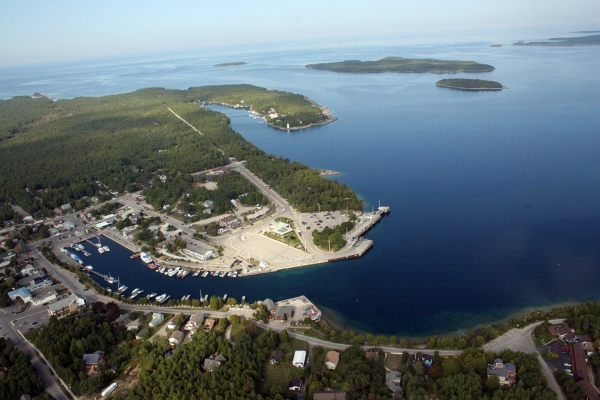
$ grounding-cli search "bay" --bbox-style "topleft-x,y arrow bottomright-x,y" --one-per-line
2,41 -> 600,337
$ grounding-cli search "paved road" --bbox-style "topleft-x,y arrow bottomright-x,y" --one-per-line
483,319 -> 566,400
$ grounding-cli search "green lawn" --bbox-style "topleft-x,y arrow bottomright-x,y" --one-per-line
260,338 -> 309,394
533,330 -> 553,346
385,354 -> 404,370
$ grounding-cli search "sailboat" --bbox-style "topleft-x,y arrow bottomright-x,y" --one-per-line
117,277 -> 127,293
97,237 -> 105,254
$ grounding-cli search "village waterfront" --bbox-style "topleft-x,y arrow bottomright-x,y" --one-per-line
2,39 -> 600,337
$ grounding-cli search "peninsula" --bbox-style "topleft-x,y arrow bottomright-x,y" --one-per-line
514,33 -> 600,46
214,62 -> 248,67
306,56 -> 495,73
436,78 -> 504,90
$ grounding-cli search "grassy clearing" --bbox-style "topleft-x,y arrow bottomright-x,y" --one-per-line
533,330 -> 553,346
385,354 -> 404,370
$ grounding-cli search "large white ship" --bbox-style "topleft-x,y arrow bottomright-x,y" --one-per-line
140,252 -> 152,263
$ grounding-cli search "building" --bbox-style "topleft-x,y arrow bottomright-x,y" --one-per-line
167,315 -> 180,330
82,350 -> 104,372
270,221 -> 293,237
136,329 -> 150,340
557,327 -> 579,343
313,391 -> 347,400
573,343 -> 588,382
293,350 -> 307,368
114,313 -> 131,327
185,313 -> 205,330
202,353 -> 227,372
263,298 -> 276,314
487,359 -> 517,385
578,380 -> 600,400
583,341 -> 596,356
273,306 -> 293,321
169,330 -> 186,346
204,318 -> 217,331
385,371 -> 403,397
149,312 -> 164,327
289,377 -> 303,391
324,351 -> 340,370
270,350 -> 284,365
60,204 -> 72,212
31,289 -> 57,306
8,288 -> 32,303
202,200 -> 214,208
47,294 -> 85,317
218,215 -> 241,229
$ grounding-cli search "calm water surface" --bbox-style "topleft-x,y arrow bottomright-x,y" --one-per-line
2,42 -> 600,336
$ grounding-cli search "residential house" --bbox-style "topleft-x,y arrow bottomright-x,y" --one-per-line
47,294 -> 85,317
167,315 -> 180,330
324,351 -> 340,370
270,350 -> 284,365
202,353 -> 227,372
422,354 -> 433,367
114,313 -> 131,327
313,391 -> 347,400
263,298 -> 276,314
273,306 -> 293,321
365,351 -> 379,360
583,341 -> 596,356
169,330 -> 186,346
289,377 -> 303,391
149,312 -> 164,327
487,358 -> 517,385
557,327 -> 579,343
293,350 -> 306,368
53,208 -> 62,216
60,204 -> 72,212
82,350 -> 104,372
185,313 -> 205,331
204,318 -> 217,331
385,371 -> 403,397
202,200 -> 214,208
136,329 -> 150,340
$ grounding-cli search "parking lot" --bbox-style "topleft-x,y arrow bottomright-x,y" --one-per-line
234,234 -> 310,266
299,210 -> 350,233
538,341 -> 574,377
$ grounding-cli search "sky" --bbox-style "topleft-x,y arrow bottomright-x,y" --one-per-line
1,0 -> 599,66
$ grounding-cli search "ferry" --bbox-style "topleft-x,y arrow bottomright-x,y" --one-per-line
130,253 -> 141,259
140,252 -> 152,264
202,271 -> 209,278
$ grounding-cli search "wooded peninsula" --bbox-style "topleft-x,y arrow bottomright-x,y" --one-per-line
0,85 -> 361,218
305,56 -> 495,73
514,33 -> 600,46
214,62 -> 248,67
436,78 -> 504,90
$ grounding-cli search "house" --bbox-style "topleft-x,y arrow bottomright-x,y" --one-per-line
293,350 -> 307,368
573,343 -> 588,382
202,200 -> 214,208
185,313 -> 204,330
386,370 -> 403,396
365,351 -> 379,360
202,353 -> 227,372
149,312 -> 164,327
270,350 -> 284,365
218,215 -> 241,229
313,391 -> 347,400
578,380 -> 600,400
204,318 -> 217,331
422,354 -> 433,367
61,204 -> 72,212
53,208 -> 62,216
263,298 -> 276,314
8,288 -> 32,303
47,294 -> 85,317
289,377 -> 303,391
167,315 -> 180,330
324,351 -> 340,370
583,341 -> 596,356
82,350 -> 104,371
114,313 -> 131,326
273,306 -> 293,321
557,327 -> 579,343
169,330 -> 186,346
487,358 -> 517,385
136,329 -> 150,340
31,289 -> 57,306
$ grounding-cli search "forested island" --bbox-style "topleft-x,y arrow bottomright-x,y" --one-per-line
306,56 -> 495,73
514,33 -> 600,46
0,85 -> 360,218
214,62 -> 248,67
436,78 -> 504,90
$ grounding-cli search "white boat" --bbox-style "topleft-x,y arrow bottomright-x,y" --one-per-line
129,292 -> 139,299
140,252 -> 152,264
85,265 -> 93,270
83,251 -> 91,256
192,270 -> 200,277
103,245 -> 110,252
118,285 -> 128,293
159,267 -> 166,273
98,247 -> 105,254
223,294 -> 227,301
181,270 -> 190,278
155,293 -> 167,302
202,271 -> 209,278
60,247 -> 69,254
147,292 -> 157,298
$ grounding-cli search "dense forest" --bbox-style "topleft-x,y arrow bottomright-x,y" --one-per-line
436,78 -> 504,90
0,85 -> 361,217
306,56 -> 495,73
0,338 -> 46,399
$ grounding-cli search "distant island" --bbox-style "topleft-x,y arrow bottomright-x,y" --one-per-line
489,44 -> 502,48
514,33 -> 600,46
436,78 -> 504,90
214,62 -> 248,67
306,56 -> 495,74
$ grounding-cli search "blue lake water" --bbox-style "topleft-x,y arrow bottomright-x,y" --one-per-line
2,41 -> 600,337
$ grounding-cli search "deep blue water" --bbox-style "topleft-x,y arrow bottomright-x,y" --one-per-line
2,41 -> 600,336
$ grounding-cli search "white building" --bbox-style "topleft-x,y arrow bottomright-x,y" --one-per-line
149,312 -> 164,327
293,350 -> 307,368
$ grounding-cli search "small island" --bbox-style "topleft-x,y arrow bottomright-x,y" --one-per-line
436,78 -> 504,90
489,44 -> 503,48
214,62 -> 248,67
514,33 -> 600,46
306,56 -> 494,74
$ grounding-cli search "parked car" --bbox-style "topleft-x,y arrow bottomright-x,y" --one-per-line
561,345 -> 569,351
564,363 -> 572,367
